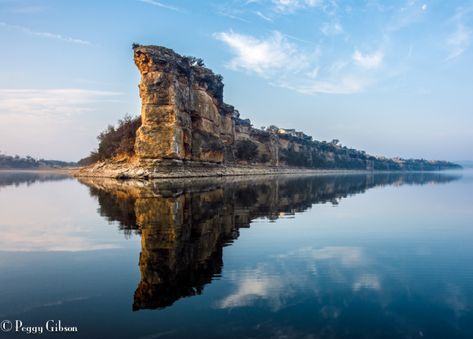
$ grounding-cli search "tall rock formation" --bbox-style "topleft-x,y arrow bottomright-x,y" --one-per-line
130,45 -> 460,173
134,45 -> 233,163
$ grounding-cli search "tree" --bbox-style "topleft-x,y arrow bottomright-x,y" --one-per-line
236,140 -> 259,162
186,56 -> 205,67
79,114 -> 141,165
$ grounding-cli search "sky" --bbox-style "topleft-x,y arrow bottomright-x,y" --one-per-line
0,0 -> 472,162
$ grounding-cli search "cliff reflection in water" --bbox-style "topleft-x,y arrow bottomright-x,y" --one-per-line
79,172 -> 460,311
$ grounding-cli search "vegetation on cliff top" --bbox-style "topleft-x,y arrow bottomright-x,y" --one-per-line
79,115 -> 141,166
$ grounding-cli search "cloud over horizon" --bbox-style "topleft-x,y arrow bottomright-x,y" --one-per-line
0,89 -> 121,119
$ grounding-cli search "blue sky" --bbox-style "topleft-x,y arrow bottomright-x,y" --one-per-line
0,0 -> 472,162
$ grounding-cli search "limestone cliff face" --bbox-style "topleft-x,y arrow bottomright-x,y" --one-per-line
134,46 -> 232,163
130,45 -> 460,172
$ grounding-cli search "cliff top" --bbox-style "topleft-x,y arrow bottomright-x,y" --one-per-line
133,44 -> 224,102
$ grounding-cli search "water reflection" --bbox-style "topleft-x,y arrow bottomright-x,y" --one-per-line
78,172 -> 461,311
0,171 -> 70,189
0,171 -> 135,252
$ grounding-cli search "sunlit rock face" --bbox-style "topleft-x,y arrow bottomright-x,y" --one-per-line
79,172 -> 460,310
126,44 -> 462,172
134,46 -> 229,163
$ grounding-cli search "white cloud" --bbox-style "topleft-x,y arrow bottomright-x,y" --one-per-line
213,30 -> 307,75
282,75 -> 372,95
320,21 -> 344,36
0,88 -> 123,160
217,9 -> 250,23
446,23 -> 471,60
137,0 -> 179,11
255,10 -> 273,21
352,49 -> 384,69
0,22 -> 91,45
0,89 -> 121,118
215,30 -> 382,94
386,0 -> 428,32
272,0 -> 321,13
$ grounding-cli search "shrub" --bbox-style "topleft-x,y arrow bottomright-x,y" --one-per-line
260,153 -> 270,163
235,140 -> 258,162
281,146 -> 310,167
185,56 -> 205,67
79,115 -> 141,165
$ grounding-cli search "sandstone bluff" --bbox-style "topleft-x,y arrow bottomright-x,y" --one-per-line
76,44 -> 460,179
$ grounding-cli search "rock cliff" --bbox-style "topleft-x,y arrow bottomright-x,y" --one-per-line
133,45 -> 462,170
75,44 -> 461,178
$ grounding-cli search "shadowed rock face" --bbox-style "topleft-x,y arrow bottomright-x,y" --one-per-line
79,173 -> 460,310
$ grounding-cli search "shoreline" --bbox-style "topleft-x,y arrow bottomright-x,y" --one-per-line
71,160 -> 373,179
0,168 -> 75,174
71,160 -> 461,180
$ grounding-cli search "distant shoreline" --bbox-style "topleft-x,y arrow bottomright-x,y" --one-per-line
0,168 -> 74,174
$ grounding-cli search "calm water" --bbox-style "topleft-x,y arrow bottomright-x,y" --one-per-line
0,170 -> 472,338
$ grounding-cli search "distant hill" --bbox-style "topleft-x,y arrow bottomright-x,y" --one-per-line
0,153 -> 77,169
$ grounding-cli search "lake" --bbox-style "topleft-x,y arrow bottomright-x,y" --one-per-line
0,170 -> 472,338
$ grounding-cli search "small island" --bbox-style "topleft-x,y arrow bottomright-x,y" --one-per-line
75,44 -> 460,179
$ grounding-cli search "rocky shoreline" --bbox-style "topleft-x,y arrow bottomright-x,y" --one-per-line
72,159 -> 372,179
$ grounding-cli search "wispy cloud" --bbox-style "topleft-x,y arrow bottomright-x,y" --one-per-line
320,20 -> 343,36
272,0 -> 322,13
8,5 -> 45,14
352,49 -> 384,69
217,9 -> 251,23
215,30 -> 381,94
137,0 -> 179,11
446,23 -> 471,60
385,0 -> 429,32
0,89 -> 121,118
255,10 -> 273,21
280,75 -> 373,95
213,30 -> 308,75
445,7 -> 472,61
0,22 -> 91,45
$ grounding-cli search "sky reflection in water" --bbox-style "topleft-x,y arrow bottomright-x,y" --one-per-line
0,171 -> 472,338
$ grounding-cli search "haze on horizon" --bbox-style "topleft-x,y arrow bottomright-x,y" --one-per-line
0,0 -> 472,162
